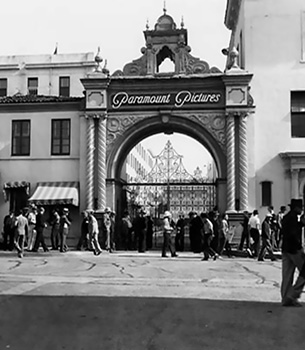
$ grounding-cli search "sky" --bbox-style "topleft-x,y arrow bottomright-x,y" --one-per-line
1,0 -> 230,174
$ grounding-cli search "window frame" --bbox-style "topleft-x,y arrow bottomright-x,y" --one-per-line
291,91 -> 305,137
51,119 -> 71,156
0,78 -> 7,97
28,77 -> 38,95
59,76 -> 70,97
261,181 -> 272,207
11,120 -> 31,156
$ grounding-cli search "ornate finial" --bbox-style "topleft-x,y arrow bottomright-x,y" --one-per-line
163,1 -> 167,14
228,47 -> 239,69
94,46 -> 103,72
181,16 -> 184,28
102,59 -> 110,76
146,18 -> 149,30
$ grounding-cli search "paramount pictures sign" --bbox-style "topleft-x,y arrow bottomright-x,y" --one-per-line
111,90 -> 223,110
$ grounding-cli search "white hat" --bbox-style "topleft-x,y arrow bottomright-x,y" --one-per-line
164,211 -> 171,218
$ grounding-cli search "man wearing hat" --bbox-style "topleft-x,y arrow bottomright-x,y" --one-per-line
59,208 -> 71,253
281,199 -> 305,307
161,210 -> 178,258
258,213 -> 277,262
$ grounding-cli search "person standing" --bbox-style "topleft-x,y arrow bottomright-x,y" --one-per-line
88,210 -> 102,255
120,210 -> 133,250
103,207 -> 115,252
258,213 -> 277,261
249,210 -> 261,258
133,208 -> 147,253
275,206 -> 286,249
281,199 -> 305,307
15,209 -> 28,258
201,212 -> 218,261
2,211 -> 16,251
161,210 -> 177,258
32,207 -> 49,252
26,205 -> 37,251
146,215 -> 154,250
238,211 -> 251,254
59,208 -> 71,253
50,209 -> 60,250
76,211 -> 90,251
175,214 -> 185,252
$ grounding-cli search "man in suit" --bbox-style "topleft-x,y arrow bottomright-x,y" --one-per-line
281,199 -> 305,307
32,207 -> 49,252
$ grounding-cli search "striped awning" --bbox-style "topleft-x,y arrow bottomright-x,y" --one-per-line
28,181 -> 79,206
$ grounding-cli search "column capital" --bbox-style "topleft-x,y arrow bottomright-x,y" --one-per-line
225,110 -> 249,118
85,112 -> 107,120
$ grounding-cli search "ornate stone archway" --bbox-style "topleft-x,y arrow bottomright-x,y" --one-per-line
80,8 -> 254,215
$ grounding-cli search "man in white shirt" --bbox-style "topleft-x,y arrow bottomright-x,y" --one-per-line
249,210 -> 261,258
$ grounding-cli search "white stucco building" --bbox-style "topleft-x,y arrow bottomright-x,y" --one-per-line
225,0 -> 305,213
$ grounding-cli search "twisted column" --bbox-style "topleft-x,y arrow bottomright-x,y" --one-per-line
86,115 -> 95,211
226,113 -> 236,211
97,114 -> 107,211
239,113 -> 248,211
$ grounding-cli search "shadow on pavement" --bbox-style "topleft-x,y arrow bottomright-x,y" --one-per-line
0,295 -> 304,350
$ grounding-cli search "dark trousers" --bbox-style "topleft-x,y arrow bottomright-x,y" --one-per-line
3,228 -> 15,251
258,237 -> 276,260
138,231 -> 146,252
51,226 -> 60,249
77,231 -> 88,250
162,231 -> 176,257
250,228 -> 260,257
239,229 -> 250,250
175,229 -> 185,252
33,228 -> 48,252
202,234 -> 217,260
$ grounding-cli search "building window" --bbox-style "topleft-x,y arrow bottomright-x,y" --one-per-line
0,78 -> 7,96
291,91 -> 305,137
59,77 -> 70,97
12,120 -> 31,156
28,77 -> 38,95
261,181 -> 272,207
51,119 -> 70,155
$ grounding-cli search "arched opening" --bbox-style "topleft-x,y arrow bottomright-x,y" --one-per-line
156,46 -> 175,73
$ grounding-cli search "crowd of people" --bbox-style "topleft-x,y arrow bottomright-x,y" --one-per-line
1,204 -> 72,258
1,199 -> 305,306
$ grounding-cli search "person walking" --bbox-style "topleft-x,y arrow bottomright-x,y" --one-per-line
32,207 -> 49,252
76,211 -> 90,251
218,213 -> 232,258
15,209 -> 28,258
88,210 -> 102,255
59,208 -> 71,253
249,210 -> 261,258
281,199 -> 305,307
103,207 -> 115,252
161,210 -> 177,258
201,212 -> 218,261
258,213 -> 277,261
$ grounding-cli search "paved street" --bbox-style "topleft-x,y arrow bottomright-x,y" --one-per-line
0,250 -> 304,350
